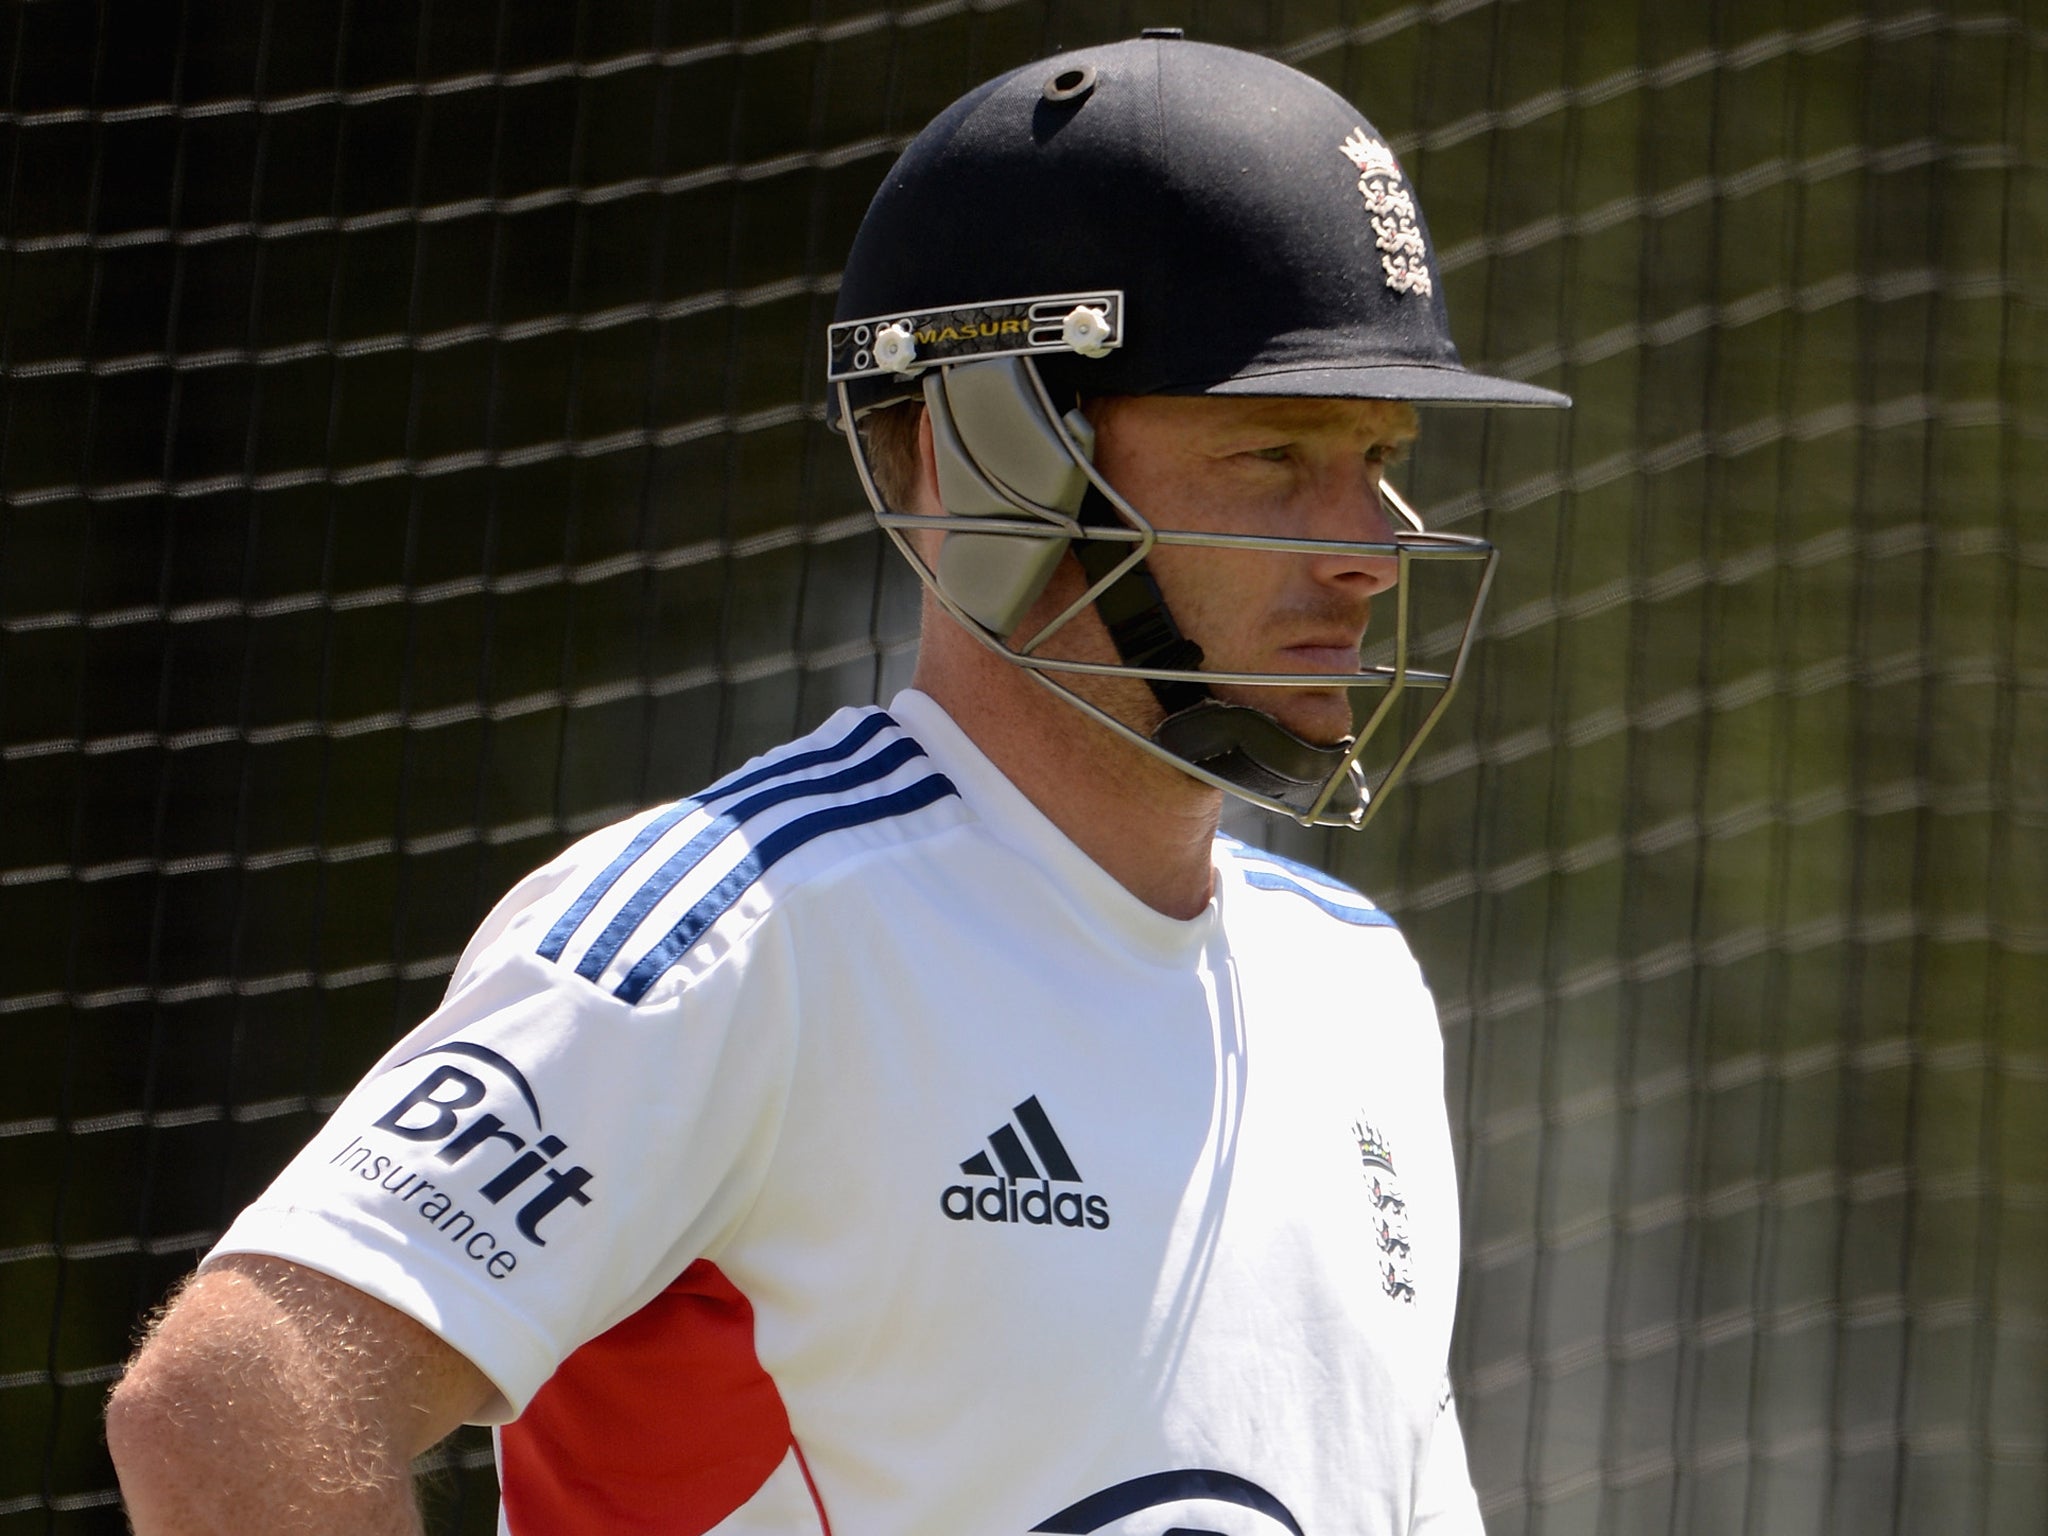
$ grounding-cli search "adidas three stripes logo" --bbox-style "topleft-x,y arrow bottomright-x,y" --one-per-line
536,711 -> 960,1005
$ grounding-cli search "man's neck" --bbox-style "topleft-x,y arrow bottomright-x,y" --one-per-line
912,644 -> 1222,921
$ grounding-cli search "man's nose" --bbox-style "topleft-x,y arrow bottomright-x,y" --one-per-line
1305,468 -> 1402,597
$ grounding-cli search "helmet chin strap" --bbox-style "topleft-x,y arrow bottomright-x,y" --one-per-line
1068,487 -> 1366,819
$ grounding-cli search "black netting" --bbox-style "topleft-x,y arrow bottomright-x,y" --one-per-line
3,3 -> 2041,1532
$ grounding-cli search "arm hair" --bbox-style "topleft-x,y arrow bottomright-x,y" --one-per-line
106,1254 -> 495,1535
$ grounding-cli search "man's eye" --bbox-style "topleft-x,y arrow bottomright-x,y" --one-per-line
1245,445 -> 1291,463
1366,441 -> 1409,467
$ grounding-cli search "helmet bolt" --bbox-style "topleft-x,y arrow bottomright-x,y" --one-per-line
873,321 -> 920,374
1061,304 -> 1113,357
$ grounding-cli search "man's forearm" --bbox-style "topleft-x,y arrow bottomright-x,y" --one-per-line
107,1257 -> 490,1535
107,1361 -> 424,1535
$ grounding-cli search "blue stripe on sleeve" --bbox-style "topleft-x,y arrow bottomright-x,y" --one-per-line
574,737 -> 929,983
537,711 -> 897,963
702,711 -> 896,801
1240,870 -> 1397,928
1221,836 -> 1354,893
614,772 -> 959,1004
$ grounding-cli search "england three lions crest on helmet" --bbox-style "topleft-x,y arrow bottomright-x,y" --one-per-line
1340,128 -> 1432,297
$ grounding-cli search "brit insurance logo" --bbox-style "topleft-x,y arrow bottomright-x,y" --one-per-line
942,1095 -> 1109,1231
323,1042 -> 596,1281
1354,1118 -> 1414,1304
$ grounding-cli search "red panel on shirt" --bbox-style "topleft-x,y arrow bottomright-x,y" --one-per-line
499,1260 -> 802,1535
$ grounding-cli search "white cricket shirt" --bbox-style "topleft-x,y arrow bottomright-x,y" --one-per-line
212,689 -> 1483,1535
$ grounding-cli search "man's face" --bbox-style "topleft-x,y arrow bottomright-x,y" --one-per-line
1084,393 -> 1417,747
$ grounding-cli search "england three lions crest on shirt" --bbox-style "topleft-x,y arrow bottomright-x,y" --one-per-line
1355,1117 -> 1416,1303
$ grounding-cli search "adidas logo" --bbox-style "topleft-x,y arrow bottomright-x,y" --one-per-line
940,1096 -> 1110,1231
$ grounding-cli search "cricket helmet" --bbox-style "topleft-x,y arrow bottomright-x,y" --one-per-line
829,32 -> 1568,827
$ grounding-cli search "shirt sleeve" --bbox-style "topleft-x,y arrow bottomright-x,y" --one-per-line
1410,1377 -> 1487,1535
207,862 -> 801,1424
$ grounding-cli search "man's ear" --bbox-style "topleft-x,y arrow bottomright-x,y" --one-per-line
897,405 -> 944,566
914,404 -> 943,516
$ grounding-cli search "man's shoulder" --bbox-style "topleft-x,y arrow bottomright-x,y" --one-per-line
495,706 -> 971,1005
1213,834 -> 1401,933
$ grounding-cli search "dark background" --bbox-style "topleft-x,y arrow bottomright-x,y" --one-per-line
1,1 -> 2041,1532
